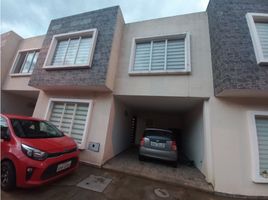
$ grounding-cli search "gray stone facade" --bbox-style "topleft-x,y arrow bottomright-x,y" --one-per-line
29,6 -> 120,90
207,0 -> 268,96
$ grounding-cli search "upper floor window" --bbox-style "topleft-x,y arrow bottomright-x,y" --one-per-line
10,49 -> 39,76
246,13 -> 268,65
248,111 -> 268,183
129,33 -> 191,75
43,29 -> 98,69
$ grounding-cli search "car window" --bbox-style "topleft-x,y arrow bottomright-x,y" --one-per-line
0,117 -> 8,127
144,130 -> 175,140
10,118 -> 64,139
0,116 -> 11,138
40,122 -> 60,136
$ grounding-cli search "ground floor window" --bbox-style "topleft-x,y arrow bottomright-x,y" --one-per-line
46,98 -> 93,149
249,111 -> 268,183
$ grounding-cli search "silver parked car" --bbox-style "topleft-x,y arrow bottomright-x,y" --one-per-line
139,128 -> 178,167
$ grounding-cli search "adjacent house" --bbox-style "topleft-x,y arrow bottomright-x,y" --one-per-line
1,0 -> 267,196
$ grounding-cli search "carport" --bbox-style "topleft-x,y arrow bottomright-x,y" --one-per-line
1,90 -> 39,116
103,95 -> 212,191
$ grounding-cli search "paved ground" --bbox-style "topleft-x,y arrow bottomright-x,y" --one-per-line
2,164 -> 240,200
103,147 -> 213,192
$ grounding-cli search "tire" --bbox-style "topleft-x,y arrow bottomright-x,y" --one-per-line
1,161 -> 16,191
139,155 -> 145,161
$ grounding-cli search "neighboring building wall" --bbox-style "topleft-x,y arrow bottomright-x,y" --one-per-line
29,6 -> 124,91
114,12 -> 214,98
208,97 -> 268,196
0,31 -> 22,85
207,0 -> 268,96
1,34 -> 43,115
2,35 -> 44,92
206,0 -> 268,195
32,91 -> 114,166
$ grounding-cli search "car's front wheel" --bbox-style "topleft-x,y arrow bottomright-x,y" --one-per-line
1,161 -> 16,191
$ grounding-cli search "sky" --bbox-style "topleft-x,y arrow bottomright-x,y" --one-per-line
1,0 -> 209,38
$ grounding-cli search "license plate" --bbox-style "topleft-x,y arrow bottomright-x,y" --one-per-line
151,142 -> 165,148
56,160 -> 72,172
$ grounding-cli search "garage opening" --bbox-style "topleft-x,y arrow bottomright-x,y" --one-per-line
103,95 -> 212,191
1,91 -> 39,116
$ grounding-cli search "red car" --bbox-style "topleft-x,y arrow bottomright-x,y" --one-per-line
1,114 -> 79,191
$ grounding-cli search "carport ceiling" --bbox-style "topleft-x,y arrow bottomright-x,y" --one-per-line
2,90 -> 39,99
115,95 -> 206,113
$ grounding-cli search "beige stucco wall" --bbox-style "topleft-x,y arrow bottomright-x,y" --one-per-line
114,12 -> 214,97
2,35 -> 44,92
102,98 -> 133,164
105,9 -> 125,91
208,97 -> 268,196
184,104 -> 206,175
32,91 -> 114,166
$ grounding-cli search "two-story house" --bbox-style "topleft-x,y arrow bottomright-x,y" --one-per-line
1,0 -> 267,197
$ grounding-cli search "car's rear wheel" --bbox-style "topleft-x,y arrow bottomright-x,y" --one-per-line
1,161 -> 16,191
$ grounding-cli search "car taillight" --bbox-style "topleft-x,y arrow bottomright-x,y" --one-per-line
140,137 -> 145,146
171,141 -> 177,151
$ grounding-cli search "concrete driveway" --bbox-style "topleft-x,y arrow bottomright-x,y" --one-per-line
1,164 -> 248,200
103,147 -> 212,192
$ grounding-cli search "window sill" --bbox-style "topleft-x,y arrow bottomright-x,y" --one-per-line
257,59 -> 268,66
10,73 -> 32,77
43,64 -> 90,70
252,176 -> 268,184
128,70 -> 191,76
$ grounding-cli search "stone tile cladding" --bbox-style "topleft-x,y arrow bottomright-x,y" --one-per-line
29,6 -> 119,89
207,0 -> 268,95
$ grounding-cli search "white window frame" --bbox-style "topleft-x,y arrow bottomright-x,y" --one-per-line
43,29 -> 98,70
246,13 -> 268,65
10,48 -> 40,77
45,98 -> 93,149
128,33 -> 191,75
248,111 -> 268,183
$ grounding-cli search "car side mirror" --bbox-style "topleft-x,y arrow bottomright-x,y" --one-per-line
1,126 -> 10,141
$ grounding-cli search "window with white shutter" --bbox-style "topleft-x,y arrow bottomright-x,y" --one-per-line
249,111 -> 268,183
246,13 -> 268,65
44,29 -> 98,69
255,23 -> 268,59
151,40 -> 165,71
133,42 -> 151,71
255,116 -> 268,178
130,33 -> 190,74
47,99 -> 93,149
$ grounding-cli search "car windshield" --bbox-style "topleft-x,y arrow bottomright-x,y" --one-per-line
10,118 -> 64,139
